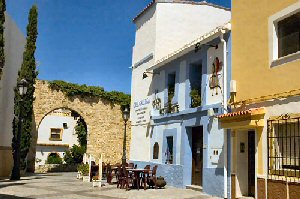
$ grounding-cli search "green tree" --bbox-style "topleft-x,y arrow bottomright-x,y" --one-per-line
64,145 -> 86,164
0,0 -> 6,79
75,117 -> 87,148
11,5 -> 38,179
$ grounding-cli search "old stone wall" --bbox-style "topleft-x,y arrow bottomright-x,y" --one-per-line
29,80 -> 131,170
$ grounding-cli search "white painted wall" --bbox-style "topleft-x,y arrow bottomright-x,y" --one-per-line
36,115 -> 78,165
130,2 -> 230,162
155,3 -> 230,62
0,14 -> 26,147
35,146 -> 68,166
206,43 -> 224,105
132,5 -> 156,64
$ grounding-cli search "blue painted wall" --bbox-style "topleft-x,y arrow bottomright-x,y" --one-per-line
134,33 -> 232,198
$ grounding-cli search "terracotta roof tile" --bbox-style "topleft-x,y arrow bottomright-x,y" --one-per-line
218,108 -> 265,119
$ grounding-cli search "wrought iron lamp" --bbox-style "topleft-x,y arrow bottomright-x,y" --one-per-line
122,106 -> 130,165
142,71 -> 160,79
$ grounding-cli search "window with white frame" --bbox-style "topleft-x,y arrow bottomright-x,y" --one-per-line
278,12 -> 300,58
269,2 -> 300,66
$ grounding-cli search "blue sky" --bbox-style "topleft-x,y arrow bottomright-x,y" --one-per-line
7,0 -> 230,94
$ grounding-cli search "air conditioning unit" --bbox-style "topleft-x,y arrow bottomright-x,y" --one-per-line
230,80 -> 237,93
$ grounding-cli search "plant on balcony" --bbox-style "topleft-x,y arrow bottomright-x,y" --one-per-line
152,98 -> 161,110
167,86 -> 175,113
190,89 -> 201,108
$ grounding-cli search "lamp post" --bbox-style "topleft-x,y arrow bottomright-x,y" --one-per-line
122,106 -> 130,166
11,79 -> 28,180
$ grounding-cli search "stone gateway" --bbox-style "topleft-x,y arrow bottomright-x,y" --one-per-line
28,80 -> 131,171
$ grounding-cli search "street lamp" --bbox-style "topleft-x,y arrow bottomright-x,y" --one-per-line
11,79 -> 28,180
122,106 -> 130,166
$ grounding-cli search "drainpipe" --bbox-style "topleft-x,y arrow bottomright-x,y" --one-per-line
220,30 -> 228,199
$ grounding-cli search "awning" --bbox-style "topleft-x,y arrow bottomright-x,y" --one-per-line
218,108 -> 266,129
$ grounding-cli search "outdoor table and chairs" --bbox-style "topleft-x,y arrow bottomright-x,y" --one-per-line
126,168 -> 150,190
106,163 -> 158,190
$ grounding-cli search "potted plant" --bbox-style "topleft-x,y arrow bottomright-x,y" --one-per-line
167,86 -> 175,113
78,164 -> 90,182
92,175 -> 101,187
190,89 -> 201,108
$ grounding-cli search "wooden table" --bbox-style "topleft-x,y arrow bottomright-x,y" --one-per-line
126,168 -> 150,190
107,167 -> 133,184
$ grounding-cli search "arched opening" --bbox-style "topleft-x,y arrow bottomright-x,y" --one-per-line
35,108 -> 87,168
46,152 -> 62,164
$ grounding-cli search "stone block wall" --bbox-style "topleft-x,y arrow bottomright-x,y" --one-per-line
29,80 -> 131,170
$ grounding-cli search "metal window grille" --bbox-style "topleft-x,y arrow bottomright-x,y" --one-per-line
268,115 -> 300,180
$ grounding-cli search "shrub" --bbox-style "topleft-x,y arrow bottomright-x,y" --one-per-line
46,153 -> 62,164
77,164 -> 89,176
64,145 -> 86,164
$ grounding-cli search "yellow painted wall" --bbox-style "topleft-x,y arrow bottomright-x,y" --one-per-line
232,0 -> 300,102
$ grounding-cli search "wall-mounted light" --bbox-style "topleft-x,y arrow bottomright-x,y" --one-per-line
142,71 -> 160,79
195,42 -> 218,53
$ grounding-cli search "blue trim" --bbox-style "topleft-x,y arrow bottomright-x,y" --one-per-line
151,103 -> 222,121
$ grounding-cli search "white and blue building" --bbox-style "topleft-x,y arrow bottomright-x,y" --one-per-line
130,1 -> 231,198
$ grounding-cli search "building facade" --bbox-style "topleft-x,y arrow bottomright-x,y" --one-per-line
35,109 -> 79,167
219,0 -> 300,198
130,0 -> 231,197
0,14 -> 26,177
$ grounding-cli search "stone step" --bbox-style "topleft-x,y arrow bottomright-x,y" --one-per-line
186,185 -> 203,192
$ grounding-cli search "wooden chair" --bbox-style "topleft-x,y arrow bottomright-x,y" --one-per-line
106,163 -> 112,183
140,165 -> 151,188
122,165 -> 134,190
117,166 -> 124,188
128,162 -> 134,168
148,165 -> 158,189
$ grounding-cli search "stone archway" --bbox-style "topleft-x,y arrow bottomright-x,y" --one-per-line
28,80 -> 131,171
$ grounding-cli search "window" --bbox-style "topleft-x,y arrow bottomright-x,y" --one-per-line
166,73 -> 176,113
268,117 -> 300,179
50,128 -> 63,141
269,2 -> 300,66
189,63 -> 202,108
153,142 -> 159,159
278,12 -> 300,58
165,136 -> 173,164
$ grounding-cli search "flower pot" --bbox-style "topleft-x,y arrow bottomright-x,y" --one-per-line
82,175 -> 90,182
156,176 -> 166,188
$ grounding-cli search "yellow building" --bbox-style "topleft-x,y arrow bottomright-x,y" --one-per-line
219,0 -> 300,198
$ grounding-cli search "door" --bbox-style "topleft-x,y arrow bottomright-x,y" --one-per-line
248,131 -> 255,197
192,126 -> 203,186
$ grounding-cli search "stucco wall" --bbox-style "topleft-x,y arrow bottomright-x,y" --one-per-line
155,3 -> 230,62
232,0 -> 300,102
36,114 -> 78,165
30,80 -> 131,170
0,14 -> 26,177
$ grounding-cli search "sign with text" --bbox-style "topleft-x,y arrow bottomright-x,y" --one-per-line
133,98 -> 150,125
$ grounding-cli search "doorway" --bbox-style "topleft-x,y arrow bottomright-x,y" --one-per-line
248,131 -> 255,197
192,126 -> 203,186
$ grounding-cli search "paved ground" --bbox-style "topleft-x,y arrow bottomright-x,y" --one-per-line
0,173 -> 221,199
